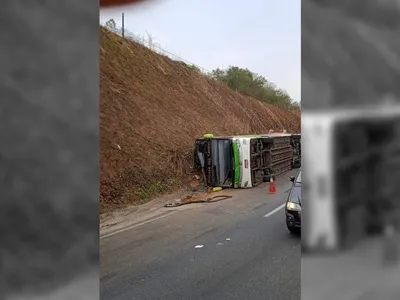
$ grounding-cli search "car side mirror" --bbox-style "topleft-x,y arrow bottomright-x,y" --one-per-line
289,176 -> 295,182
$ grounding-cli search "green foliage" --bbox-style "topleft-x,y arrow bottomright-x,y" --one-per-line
135,182 -> 163,201
188,64 -> 201,72
211,66 -> 297,109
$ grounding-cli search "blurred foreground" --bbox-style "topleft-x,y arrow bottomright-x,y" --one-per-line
302,106 -> 400,300
303,237 -> 400,300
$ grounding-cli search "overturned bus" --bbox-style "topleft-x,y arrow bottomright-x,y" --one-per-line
193,132 -> 300,189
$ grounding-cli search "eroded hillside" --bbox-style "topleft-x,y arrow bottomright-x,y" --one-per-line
100,27 -> 301,213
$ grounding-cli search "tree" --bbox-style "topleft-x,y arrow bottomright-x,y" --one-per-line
210,68 -> 227,82
105,19 -> 117,31
211,66 -> 295,109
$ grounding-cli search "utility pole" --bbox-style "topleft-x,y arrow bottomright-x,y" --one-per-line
122,12 -> 125,38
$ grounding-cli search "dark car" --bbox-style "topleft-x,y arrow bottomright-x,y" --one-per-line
285,171 -> 301,234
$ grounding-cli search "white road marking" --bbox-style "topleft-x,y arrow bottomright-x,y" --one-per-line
100,211 -> 178,239
263,203 -> 286,218
195,245 -> 204,249
226,238 -> 231,241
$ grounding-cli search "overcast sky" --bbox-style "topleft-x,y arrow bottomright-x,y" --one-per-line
100,0 -> 300,102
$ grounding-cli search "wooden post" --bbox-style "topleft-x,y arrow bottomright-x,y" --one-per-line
122,13 -> 125,38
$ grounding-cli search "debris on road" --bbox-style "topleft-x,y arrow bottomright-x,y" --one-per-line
164,192 -> 232,208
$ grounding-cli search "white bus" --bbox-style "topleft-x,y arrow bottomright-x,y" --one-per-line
302,105 -> 400,252
194,133 -> 295,189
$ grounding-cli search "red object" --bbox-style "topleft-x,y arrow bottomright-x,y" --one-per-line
269,177 -> 276,194
100,0 -> 146,7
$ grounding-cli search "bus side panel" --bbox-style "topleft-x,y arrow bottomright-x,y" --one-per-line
232,141 -> 240,188
302,114 -> 338,252
237,138 -> 252,188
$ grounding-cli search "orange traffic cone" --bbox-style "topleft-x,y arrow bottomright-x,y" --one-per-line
269,177 -> 276,194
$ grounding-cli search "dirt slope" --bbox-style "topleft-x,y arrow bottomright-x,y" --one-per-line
100,27 -> 300,213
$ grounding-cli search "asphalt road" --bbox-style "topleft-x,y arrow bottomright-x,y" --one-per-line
100,170 -> 300,300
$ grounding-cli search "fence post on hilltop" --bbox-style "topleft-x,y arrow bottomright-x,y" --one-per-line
122,13 -> 125,38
